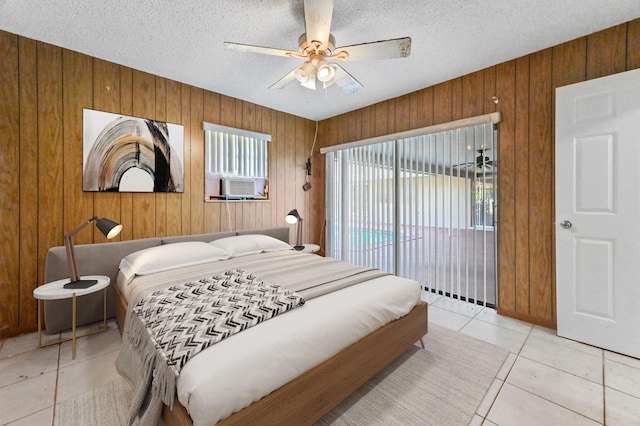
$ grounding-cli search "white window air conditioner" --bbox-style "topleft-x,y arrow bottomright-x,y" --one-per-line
221,176 -> 256,199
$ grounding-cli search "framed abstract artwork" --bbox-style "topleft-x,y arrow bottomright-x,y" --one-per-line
82,109 -> 185,192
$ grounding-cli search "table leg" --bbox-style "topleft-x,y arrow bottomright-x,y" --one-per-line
72,292 -> 76,360
37,299 -> 42,348
103,288 -> 107,330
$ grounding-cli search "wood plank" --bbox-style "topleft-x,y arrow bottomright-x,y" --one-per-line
18,36 -> 38,333
203,91 -> 221,233
259,106 -> 273,228
462,71 -> 484,118
385,99 -> 396,135
132,70 -> 156,239
495,60 -> 516,314
242,102 -> 257,230
189,87 -> 204,234
433,80 -> 452,124
552,37 -> 587,89
92,59 -> 121,241
586,23 -> 627,80
514,55 -> 530,316
484,66 -> 497,115
352,108 -> 362,142
275,112 -> 286,239
37,41 -> 64,288
408,91 -> 420,130
627,18 -> 640,70
155,77 -> 168,238
0,31 -> 20,335
293,116 -> 305,238
360,105 -> 374,140
180,83 -> 192,235
394,94 -> 411,133
284,114 -> 296,236
218,92 -> 235,240
119,67 -> 134,241
233,99 -> 244,226
62,49 -> 94,271
418,87 -> 434,128
218,95 -> 237,232
528,48 -> 554,324
451,77 -> 463,120
166,79 -> 183,236
254,106 -> 265,231
374,102 -> 388,137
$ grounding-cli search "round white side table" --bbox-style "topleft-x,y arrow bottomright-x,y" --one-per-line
300,243 -> 320,253
33,275 -> 110,359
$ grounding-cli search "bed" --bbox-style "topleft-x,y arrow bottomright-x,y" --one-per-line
43,227 -> 428,425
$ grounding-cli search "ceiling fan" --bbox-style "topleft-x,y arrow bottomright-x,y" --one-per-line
223,0 -> 411,93
452,149 -> 496,172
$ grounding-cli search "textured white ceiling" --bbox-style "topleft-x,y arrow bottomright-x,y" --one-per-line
2,0 -> 640,121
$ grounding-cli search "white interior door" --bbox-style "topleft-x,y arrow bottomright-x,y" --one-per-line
556,68 -> 640,358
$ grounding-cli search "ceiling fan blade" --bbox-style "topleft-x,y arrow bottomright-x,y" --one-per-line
269,68 -> 298,90
332,64 -> 363,94
224,42 -> 298,58
304,0 -> 334,46
451,162 -> 475,168
333,37 -> 411,62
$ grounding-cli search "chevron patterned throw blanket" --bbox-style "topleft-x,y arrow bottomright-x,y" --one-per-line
134,269 -> 305,375
118,269 -> 305,425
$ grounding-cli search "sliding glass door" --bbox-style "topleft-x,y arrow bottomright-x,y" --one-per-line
325,118 -> 498,307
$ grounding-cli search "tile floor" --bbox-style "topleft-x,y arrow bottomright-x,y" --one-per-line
422,293 -> 640,426
1,296 -> 640,425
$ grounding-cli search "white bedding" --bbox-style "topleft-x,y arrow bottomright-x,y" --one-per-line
118,251 -> 421,425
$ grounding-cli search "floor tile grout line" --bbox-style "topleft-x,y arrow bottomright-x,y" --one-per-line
602,350 -> 607,426
478,377 -> 507,424
52,341 -> 61,426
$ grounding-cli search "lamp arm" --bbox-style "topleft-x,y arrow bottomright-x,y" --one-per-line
64,216 -> 97,239
64,216 -> 97,283
297,218 -> 303,247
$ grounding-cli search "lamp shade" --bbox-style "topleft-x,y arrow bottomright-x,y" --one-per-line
96,217 -> 123,239
285,209 -> 300,224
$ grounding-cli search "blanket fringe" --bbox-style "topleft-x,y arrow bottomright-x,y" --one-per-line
124,304 -> 177,409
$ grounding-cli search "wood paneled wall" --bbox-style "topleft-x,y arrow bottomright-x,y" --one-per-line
2,18 -> 640,337
316,18 -> 640,328
0,30 -> 316,338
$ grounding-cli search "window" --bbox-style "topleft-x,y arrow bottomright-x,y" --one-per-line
203,122 -> 270,201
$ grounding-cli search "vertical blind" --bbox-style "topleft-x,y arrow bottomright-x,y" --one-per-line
203,122 -> 270,178
323,113 -> 499,307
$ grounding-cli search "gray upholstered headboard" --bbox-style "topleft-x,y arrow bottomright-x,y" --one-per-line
43,227 -> 290,333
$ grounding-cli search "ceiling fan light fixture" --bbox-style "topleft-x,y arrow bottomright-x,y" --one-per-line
300,72 -> 317,90
317,62 -> 335,82
294,61 -> 314,83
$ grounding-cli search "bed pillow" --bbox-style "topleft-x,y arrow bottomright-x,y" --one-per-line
209,234 -> 292,257
119,241 -> 231,283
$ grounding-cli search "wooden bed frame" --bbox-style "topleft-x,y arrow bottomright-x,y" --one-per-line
114,285 -> 428,425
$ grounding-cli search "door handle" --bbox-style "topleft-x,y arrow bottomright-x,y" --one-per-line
560,220 -> 572,229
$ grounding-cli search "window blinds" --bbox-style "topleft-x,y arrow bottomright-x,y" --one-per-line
203,122 -> 270,178
324,113 -> 499,307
